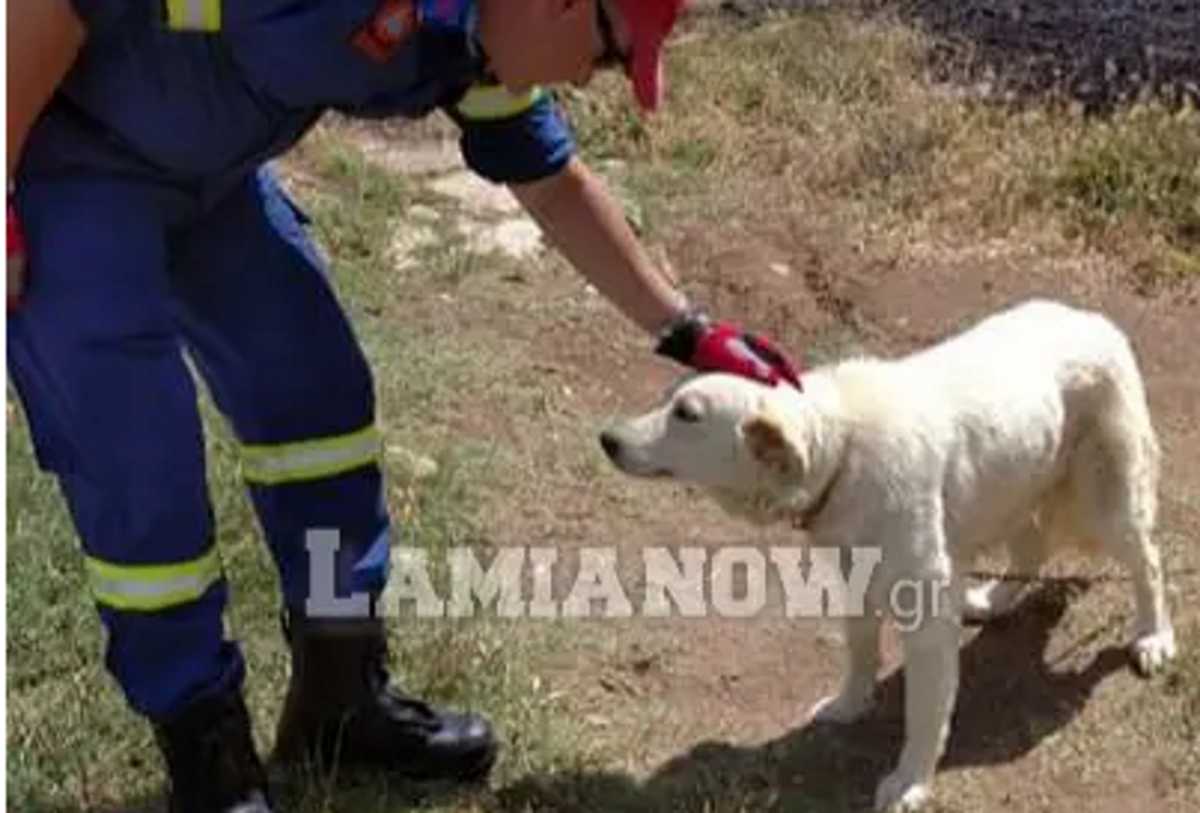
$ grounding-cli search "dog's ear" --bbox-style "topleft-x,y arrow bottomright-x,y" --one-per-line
741,409 -> 803,480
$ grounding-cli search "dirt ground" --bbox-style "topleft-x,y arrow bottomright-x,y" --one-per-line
328,120 -> 1199,813
466,194 -> 1200,813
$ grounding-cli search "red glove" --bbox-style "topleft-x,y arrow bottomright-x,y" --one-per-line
655,309 -> 803,389
8,197 -> 27,312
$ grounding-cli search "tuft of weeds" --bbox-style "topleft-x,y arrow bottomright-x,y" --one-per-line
1048,107 -> 1200,250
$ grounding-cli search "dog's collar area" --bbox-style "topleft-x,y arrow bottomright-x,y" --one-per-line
787,463 -> 842,531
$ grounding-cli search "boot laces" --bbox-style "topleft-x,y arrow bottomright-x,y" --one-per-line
364,636 -> 442,733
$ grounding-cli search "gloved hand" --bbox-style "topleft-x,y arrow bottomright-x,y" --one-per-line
655,308 -> 803,389
8,196 -> 27,312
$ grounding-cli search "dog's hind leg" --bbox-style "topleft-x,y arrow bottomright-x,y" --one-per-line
1072,414 -> 1175,675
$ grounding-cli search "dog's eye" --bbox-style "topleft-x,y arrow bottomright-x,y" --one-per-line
672,400 -> 703,424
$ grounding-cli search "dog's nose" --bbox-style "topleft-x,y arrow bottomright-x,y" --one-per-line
599,431 -> 621,461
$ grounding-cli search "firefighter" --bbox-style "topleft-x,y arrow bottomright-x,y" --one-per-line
6,1 -> 802,810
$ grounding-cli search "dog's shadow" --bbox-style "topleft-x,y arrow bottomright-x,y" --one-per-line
493,579 -> 1131,812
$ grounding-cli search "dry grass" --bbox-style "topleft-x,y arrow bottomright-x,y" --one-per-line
560,9 -> 1199,291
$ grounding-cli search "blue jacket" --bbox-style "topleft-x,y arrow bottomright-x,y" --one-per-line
22,0 -> 576,203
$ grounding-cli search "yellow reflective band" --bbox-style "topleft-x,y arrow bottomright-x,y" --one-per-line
455,85 -> 546,121
240,425 -> 382,486
86,548 -> 223,612
165,0 -> 221,32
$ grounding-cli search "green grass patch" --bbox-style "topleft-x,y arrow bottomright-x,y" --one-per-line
1048,107 -> 1200,249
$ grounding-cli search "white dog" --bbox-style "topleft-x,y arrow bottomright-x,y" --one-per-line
600,299 -> 1176,812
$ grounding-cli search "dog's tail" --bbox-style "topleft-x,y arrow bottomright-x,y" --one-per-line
1045,309 -> 1161,551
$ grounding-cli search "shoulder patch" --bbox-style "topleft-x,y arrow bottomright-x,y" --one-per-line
351,0 -> 420,64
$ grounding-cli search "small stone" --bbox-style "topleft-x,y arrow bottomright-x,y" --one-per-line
407,204 -> 440,223
429,170 -> 521,216
816,627 -> 845,648
352,133 -> 463,177
455,217 -> 544,260
386,446 -> 440,481
387,223 -> 438,271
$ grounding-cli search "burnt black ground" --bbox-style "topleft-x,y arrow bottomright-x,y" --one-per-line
710,0 -> 1200,112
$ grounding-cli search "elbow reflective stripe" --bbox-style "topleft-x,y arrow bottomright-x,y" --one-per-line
86,548 -> 223,612
240,426 -> 382,485
456,85 -> 546,121
164,0 -> 221,31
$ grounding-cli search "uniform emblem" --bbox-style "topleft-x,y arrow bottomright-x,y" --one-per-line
351,0 -> 420,64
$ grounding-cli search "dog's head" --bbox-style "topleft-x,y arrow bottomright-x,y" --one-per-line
600,373 -> 819,523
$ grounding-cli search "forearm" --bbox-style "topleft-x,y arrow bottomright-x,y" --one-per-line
510,157 -> 689,336
7,0 -> 86,177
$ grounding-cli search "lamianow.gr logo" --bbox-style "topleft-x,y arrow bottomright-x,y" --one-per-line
304,531 -> 955,632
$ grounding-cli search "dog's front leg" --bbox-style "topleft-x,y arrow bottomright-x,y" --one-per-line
875,592 -> 961,812
810,614 -> 881,723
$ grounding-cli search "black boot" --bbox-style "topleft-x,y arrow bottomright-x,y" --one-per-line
273,613 -> 497,782
153,687 -> 273,813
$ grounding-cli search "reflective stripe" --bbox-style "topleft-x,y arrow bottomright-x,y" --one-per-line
165,0 -> 221,31
456,85 -> 546,121
240,426 -> 382,485
86,548 -> 223,612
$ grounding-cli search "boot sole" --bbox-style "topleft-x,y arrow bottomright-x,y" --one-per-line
271,745 -> 497,785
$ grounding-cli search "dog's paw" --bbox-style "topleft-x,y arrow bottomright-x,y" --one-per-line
874,771 -> 931,812
1131,627 -> 1177,676
809,690 -> 875,724
962,579 -> 1021,623
961,581 -> 999,622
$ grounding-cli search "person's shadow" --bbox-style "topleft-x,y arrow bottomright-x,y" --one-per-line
491,578 -> 1132,812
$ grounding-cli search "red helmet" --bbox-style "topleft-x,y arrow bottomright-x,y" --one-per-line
610,0 -> 689,112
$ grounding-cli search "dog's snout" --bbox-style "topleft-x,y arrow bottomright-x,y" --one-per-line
599,431 -> 622,461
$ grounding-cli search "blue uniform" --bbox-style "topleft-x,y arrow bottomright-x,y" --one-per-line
9,0 -> 575,720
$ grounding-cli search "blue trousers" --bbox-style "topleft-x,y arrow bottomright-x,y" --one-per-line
8,168 -> 391,720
